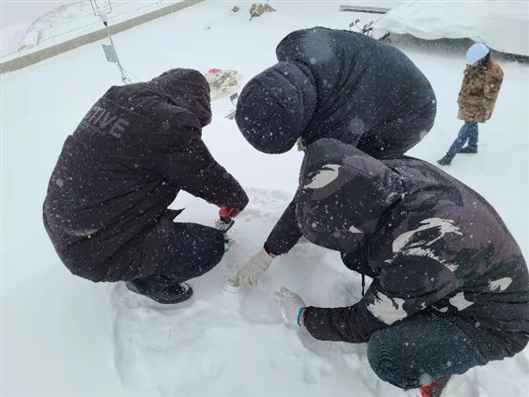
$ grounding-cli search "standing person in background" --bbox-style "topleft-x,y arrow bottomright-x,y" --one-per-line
43,69 -> 248,304
438,43 -> 503,166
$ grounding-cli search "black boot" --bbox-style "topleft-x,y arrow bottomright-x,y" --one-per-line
459,146 -> 477,154
126,274 -> 193,304
437,154 -> 453,166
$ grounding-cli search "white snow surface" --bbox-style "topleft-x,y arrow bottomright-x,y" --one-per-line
375,0 -> 529,56
2,1 -> 529,396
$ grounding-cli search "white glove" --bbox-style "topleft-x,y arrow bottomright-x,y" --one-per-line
274,287 -> 306,327
229,249 -> 274,288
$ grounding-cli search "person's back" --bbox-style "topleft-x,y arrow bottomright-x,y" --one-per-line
457,56 -> 503,123
236,26 -> 436,158
44,83 -> 191,276
276,27 -> 436,153
44,69 -> 248,302
380,157 -> 529,338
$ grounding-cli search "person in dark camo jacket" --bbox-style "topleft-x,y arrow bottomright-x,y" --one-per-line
245,138 -> 529,395
43,69 -> 248,304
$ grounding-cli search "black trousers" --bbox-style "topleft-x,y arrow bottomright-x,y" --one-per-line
367,312 -> 486,389
105,216 -> 225,283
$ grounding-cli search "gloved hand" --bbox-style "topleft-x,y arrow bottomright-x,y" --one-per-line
229,248 -> 274,288
215,207 -> 240,233
275,287 -> 306,327
219,207 -> 240,221
214,217 -> 235,233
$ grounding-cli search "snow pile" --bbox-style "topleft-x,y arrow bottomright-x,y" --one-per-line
111,188 -> 381,396
375,0 -> 529,56
2,1 -> 529,396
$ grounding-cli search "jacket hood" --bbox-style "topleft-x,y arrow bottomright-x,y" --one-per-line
150,68 -> 212,128
296,139 -> 404,252
235,62 -> 316,154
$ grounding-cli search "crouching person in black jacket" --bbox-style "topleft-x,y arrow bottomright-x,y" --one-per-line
43,69 -> 248,304
241,139 -> 529,394
232,27 -> 437,287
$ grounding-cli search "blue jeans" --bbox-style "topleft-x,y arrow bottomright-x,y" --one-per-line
367,313 -> 485,390
447,122 -> 478,157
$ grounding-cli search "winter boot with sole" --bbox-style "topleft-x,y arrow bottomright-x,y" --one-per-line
437,154 -> 453,166
418,376 -> 451,397
126,274 -> 193,304
459,146 -> 478,154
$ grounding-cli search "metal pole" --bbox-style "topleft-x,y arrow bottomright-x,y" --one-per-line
90,0 -> 132,84
101,18 -> 131,84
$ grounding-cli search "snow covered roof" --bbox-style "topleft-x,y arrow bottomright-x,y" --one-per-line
373,0 -> 529,56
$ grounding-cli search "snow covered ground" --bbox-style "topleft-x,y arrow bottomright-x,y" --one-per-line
1,1 -> 528,396
0,0 -> 187,59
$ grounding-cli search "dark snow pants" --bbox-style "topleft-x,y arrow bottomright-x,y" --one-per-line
45,207 -> 225,283
367,311 -> 522,390
104,216 -> 226,283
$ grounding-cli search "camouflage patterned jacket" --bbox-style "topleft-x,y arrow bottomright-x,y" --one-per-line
282,139 -> 529,356
457,59 -> 503,123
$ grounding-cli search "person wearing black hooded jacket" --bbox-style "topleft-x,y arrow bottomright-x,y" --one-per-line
232,27 -> 436,287
43,69 -> 248,304
270,139 -> 529,393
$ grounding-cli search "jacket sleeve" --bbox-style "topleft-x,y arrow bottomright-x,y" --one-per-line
263,195 -> 303,256
304,241 -> 461,343
457,71 -> 483,105
484,64 -> 504,101
157,131 -> 249,211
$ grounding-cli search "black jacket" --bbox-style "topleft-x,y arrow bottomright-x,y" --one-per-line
237,27 -> 436,256
43,69 -> 248,282
287,139 -> 529,354
236,27 -> 436,156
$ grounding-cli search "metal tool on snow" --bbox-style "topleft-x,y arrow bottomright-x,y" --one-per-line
225,93 -> 239,120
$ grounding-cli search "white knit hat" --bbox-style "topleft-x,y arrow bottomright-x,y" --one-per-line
466,43 -> 490,64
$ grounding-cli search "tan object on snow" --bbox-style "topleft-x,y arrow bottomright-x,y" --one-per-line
205,68 -> 241,100
249,3 -> 276,20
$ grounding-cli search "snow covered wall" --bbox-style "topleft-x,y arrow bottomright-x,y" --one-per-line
375,0 -> 529,56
